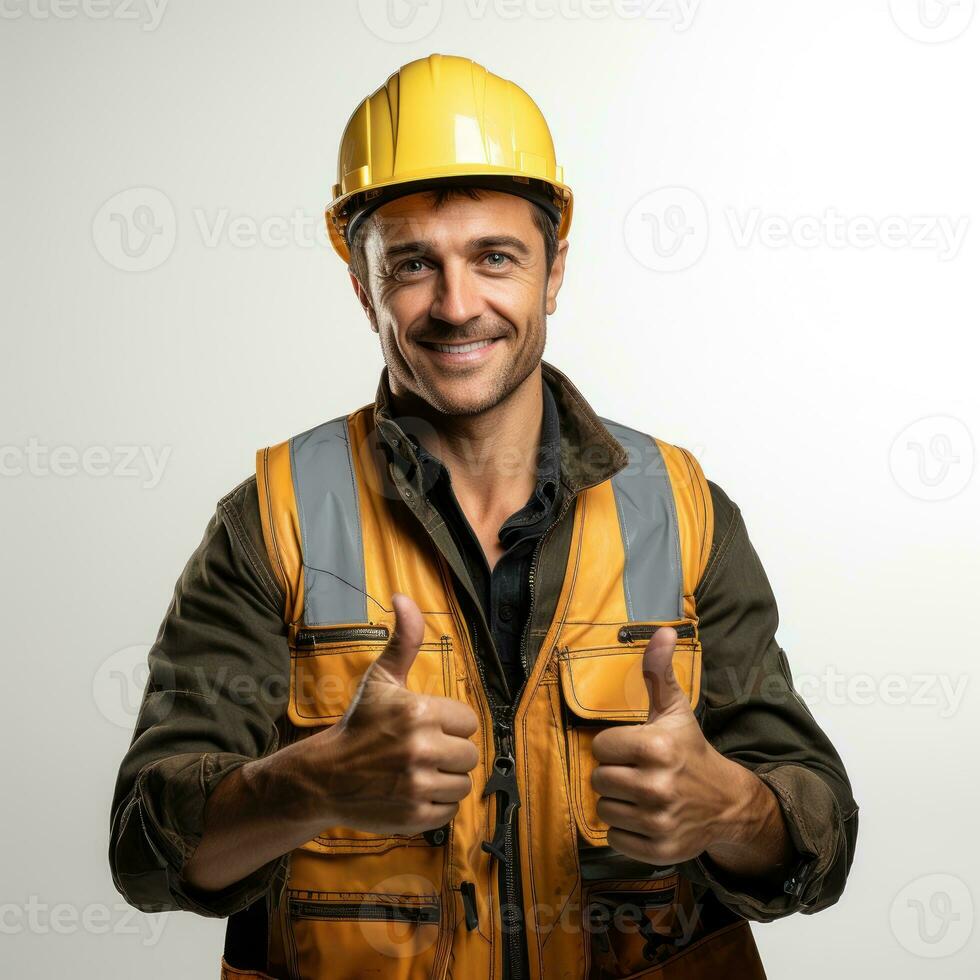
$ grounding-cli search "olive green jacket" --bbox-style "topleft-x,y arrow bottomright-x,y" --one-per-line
108,360 -> 859,926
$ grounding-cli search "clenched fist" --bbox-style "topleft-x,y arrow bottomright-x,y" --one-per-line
305,592 -> 480,836
590,626 -> 746,865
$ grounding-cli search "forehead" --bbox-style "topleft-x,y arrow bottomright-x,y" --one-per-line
365,189 -> 537,251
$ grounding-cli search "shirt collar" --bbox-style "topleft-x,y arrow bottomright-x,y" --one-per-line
373,358 -> 629,495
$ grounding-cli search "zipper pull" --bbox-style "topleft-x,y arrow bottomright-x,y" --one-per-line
481,719 -> 521,863
460,881 -> 479,931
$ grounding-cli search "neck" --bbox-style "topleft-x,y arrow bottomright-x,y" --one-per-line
390,366 -> 545,516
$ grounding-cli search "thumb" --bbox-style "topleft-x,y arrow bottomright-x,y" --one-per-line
642,626 -> 690,723
369,592 -> 424,688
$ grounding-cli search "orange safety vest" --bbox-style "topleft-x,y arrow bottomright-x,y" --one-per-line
235,392 -> 767,980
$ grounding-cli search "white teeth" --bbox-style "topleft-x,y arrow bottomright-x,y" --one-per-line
429,339 -> 495,354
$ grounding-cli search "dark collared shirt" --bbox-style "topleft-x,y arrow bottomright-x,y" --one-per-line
405,380 -> 562,702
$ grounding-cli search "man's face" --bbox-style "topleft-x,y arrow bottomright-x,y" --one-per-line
350,189 -> 568,417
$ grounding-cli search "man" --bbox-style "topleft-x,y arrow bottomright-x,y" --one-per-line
110,53 -> 858,979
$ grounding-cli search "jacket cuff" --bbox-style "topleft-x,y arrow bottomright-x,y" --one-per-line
681,763 -> 839,922
136,752 -> 287,918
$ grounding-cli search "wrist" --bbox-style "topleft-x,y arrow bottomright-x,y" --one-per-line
246,729 -> 341,832
707,758 -> 769,852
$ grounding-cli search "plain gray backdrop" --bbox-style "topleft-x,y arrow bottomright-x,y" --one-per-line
2,1 -> 978,976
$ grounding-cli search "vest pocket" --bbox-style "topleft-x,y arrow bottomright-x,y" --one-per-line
285,624 -> 457,854
584,875 -> 687,977
284,885 -> 446,980
583,874 -> 764,978
556,621 -> 702,847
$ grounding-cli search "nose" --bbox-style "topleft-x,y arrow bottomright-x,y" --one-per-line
429,258 -> 484,326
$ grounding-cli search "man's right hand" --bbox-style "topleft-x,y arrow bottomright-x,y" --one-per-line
304,591 -> 481,836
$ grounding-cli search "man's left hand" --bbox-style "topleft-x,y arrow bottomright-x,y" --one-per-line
590,626 -> 761,866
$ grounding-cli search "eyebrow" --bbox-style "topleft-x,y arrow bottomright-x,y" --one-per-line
383,235 -> 532,261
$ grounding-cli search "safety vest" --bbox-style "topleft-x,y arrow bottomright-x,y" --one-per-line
236,393 -> 768,980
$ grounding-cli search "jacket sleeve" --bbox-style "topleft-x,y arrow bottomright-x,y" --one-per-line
677,480 -> 859,923
108,476 -> 291,918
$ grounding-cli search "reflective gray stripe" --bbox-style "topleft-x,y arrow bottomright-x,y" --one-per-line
600,418 -> 683,621
290,415 -> 367,626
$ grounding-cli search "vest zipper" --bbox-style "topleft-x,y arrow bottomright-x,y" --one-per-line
517,490 -> 574,676
487,490 -> 575,980
294,624 -> 390,648
288,898 -> 440,923
618,623 -> 695,644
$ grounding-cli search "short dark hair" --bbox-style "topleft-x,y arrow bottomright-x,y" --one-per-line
347,185 -> 559,292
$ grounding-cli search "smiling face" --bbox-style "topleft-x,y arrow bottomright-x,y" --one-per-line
348,188 -> 568,417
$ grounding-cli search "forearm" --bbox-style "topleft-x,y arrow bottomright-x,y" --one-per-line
182,735 -> 332,893
703,760 -> 797,891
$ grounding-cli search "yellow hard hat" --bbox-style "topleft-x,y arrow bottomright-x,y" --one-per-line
325,53 -> 573,264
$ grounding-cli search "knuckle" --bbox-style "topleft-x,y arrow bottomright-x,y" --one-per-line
404,734 -> 433,767
640,731 -> 671,762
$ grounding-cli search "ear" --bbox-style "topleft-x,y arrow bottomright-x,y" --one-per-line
349,268 -> 379,334
545,238 -> 569,316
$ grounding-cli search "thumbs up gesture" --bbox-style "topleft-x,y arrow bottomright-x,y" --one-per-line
590,627 -> 748,866
310,592 -> 480,836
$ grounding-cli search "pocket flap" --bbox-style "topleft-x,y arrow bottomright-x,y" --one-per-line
557,621 -> 702,722
558,621 -> 702,847
287,624 -> 454,728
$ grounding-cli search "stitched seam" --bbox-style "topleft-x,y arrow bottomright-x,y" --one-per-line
220,492 -> 285,608
611,477 -> 635,621
679,447 -> 710,584
695,503 -> 741,601
656,439 -> 684,618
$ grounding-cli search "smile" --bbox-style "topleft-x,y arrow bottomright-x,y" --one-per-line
417,337 -> 504,365
420,339 -> 498,353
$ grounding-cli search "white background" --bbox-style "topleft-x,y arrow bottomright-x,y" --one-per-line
2,0 -> 978,976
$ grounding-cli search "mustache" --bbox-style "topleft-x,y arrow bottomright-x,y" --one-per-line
413,324 -> 510,344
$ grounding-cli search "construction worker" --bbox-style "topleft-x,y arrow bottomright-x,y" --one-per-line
109,53 -> 858,979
